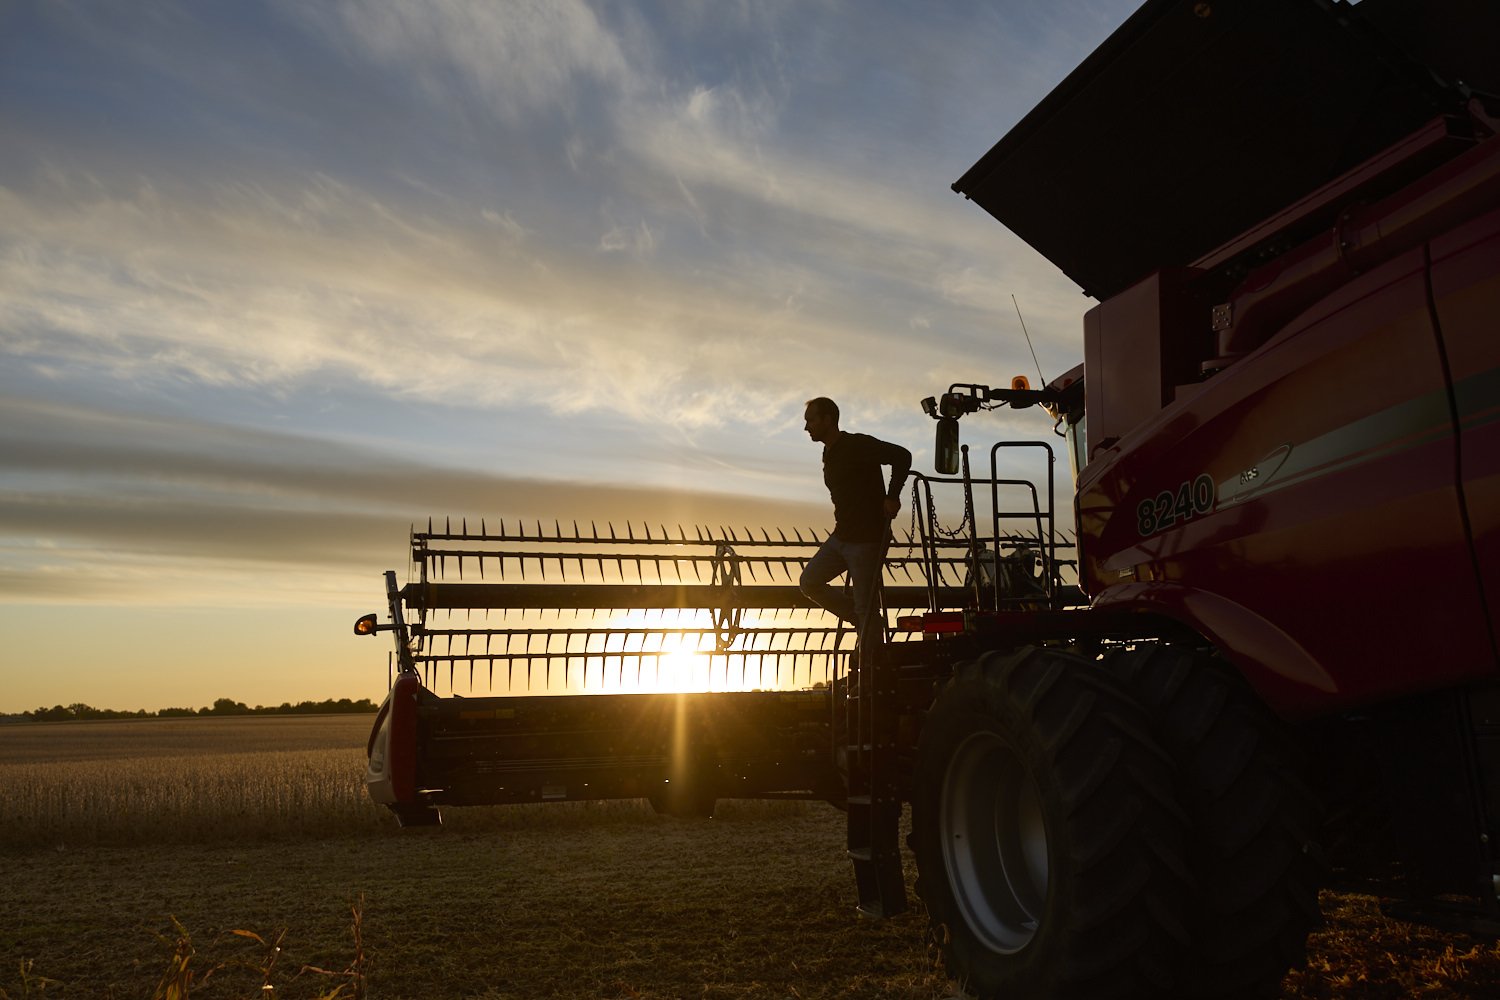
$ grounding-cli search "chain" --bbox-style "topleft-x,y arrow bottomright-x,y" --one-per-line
911,462 -> 977,589
927,472 -> 974,542
897,480 -> 922,564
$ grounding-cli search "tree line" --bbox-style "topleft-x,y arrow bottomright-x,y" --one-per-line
19,697 -> 379,722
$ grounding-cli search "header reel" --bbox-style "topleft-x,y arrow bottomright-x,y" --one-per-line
355,517 -> 979,696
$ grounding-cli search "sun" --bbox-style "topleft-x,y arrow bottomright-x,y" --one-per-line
653,646 -> 708,693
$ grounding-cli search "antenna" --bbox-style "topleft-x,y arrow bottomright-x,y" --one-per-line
1012,294 -> 1046,387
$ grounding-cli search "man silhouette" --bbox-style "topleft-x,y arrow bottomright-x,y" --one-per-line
798,397 -> 912,650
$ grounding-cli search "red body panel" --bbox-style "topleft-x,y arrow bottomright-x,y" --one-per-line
1431,204 -> 1500,646
1078,135 -> 1500,719
386,672 -> 420,802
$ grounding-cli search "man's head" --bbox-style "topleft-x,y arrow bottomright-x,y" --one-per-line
803,397 -> 840,444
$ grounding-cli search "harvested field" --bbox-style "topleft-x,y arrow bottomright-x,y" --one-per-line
0,714 -> 375,763
3,717 -> 1499,998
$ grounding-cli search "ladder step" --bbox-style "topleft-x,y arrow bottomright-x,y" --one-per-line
850,853 -> 908,918
846,795 -> 907,917
846,793 -> 901,808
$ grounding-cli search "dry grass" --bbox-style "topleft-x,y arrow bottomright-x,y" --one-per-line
1287,893 -> 1500,998
0,748 -> 383,848
0,714 -> 701,849
0,714 -> 387,849
0,714 -> 375,763
4,716 -> 1500,998
1,803 -> 948,999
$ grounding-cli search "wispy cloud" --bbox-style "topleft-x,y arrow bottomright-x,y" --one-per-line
0,396 -> 826,605
2,1 -> 1111,437
293,0 -> 632,126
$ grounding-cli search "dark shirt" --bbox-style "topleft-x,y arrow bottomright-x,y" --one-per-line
823,432 -> 912,542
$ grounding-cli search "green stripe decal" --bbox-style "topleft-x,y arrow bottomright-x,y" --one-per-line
1216,387 -> 1454,509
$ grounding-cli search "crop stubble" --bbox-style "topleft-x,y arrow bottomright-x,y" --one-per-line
3,716 -> 1499,998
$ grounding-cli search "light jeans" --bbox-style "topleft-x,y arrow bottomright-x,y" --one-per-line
799,535 -> 886,649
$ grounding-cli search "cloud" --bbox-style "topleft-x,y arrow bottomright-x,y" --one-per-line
291,0 -> 631,126
0,396 -> 827,605
597,218 -> 656,258
2,1 -> 1115,481
1,0 -> 1117,453
0,152 -> 1065,444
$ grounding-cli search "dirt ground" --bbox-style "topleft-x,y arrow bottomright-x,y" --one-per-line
5,802 -> 1500,999
5,716 -> 1500,998
2,803 -> 947,999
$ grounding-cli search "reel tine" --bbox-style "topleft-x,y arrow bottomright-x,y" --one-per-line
609,522 -> 624,580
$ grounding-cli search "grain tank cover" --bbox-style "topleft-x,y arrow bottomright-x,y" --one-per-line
953,0 -> 1497,301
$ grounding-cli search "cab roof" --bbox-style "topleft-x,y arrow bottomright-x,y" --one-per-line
953,0 -> 1498,301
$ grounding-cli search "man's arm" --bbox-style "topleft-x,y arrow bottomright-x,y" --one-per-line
869,436 -> 912,519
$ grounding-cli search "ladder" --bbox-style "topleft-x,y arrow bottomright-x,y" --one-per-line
841,549 -> 908,917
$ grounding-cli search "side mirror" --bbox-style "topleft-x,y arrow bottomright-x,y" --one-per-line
935,417 -> 960,475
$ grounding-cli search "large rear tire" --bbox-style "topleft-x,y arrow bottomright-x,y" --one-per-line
911,646 -> 1190,1000
1104,643 -> 1323,999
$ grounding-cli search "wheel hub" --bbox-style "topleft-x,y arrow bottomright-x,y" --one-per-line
940,729 -> 1050,954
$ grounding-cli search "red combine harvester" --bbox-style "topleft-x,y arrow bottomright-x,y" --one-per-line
358,0 -> 1500,996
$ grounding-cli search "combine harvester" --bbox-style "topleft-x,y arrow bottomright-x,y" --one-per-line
359,0 -> 1500,996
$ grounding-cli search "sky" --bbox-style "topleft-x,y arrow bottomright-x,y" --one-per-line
0,0 -> 1140,713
